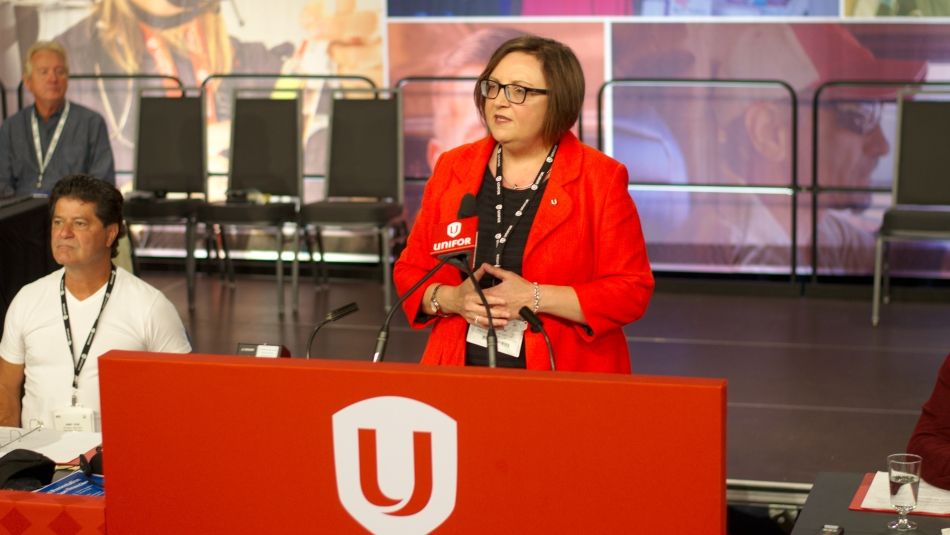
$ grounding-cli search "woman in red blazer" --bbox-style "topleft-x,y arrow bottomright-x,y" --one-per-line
393,35 -> 654,373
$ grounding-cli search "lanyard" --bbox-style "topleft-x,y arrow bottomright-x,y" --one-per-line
60,266 -> 116,405
31,101 -> 71,190
491,143 -> 558,267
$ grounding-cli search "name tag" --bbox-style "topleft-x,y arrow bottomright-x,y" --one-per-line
466,320 -> 527,357
52,405 -> 96,432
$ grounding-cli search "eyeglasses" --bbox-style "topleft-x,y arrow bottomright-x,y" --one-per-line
480,79 -> 548,105
828,100 -> 883,136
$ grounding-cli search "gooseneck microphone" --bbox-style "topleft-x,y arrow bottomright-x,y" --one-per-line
442,193 -> 497,368
519,306 -> 555,371
446,255 -> 498,368
373,255 -> 453,363
373,194 -> 479,363
306,302 -> 359,359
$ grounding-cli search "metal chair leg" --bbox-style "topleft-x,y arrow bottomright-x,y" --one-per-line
381,226 -> 393,312
276,225 -> 285,316
292,223 -> 299,315
220,226 -> 235,286
185,217 -> 196,312
882,241 -> 892,305
872,236 -> 884,327
316,226 -> 329,288
202,224 -> 216,277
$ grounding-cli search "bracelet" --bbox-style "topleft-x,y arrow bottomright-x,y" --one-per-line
532,282 -> 541,313
430,283 -> 449,317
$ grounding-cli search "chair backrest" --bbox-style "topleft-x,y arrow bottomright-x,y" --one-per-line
894,91 -> 950,206
229,95 -> 301,198
325,91 -> 402,202
134,95 -> 205,195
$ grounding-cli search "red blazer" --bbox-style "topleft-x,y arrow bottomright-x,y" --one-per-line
393,131 -> 654,373
908,352 -> 950,489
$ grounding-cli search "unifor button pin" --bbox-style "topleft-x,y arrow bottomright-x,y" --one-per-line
551,198 -> 558,206
530,184 -> 538,191
496,176 -> 502,182
495,233 -> 502,239
515,210 -> 523,216
496,204 -> 502,210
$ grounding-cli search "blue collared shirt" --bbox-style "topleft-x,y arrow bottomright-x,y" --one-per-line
0,100 -> 115,198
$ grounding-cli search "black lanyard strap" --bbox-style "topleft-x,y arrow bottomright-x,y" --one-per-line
60,266 -> 117,390
492,143 -> 558,267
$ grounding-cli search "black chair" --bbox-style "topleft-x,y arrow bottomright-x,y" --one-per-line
872,91 -> 950,326
124,92 -> 205,311
298,89 -> 405,310
197,92 -> 301,315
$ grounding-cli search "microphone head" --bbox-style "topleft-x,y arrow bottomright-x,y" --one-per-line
325,302 -> 359,322
519,306 -> 543,333
458,193 -> 477,219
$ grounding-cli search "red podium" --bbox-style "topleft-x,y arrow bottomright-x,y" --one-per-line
99,351 -> 726,534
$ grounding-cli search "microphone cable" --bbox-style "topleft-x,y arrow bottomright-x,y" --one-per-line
519,306 -> 555,371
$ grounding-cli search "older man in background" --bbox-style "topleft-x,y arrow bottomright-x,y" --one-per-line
0,41 -> 114,198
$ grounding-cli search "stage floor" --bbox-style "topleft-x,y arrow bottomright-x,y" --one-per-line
142,269 -> 950,484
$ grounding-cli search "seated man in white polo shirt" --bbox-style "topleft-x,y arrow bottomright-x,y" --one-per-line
0,174 -> 190,430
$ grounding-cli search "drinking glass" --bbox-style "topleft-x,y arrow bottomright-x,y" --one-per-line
887,453 -> 922,531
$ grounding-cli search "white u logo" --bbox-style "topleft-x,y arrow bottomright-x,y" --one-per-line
446,221 -> 462,238
332,397 -> 458,534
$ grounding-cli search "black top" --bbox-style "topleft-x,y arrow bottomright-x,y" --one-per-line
465,167 -> 548,368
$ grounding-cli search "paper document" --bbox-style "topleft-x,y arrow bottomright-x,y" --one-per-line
860,471 -> 950,516
0,426 -> 101,464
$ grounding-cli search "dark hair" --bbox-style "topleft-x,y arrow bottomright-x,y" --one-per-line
49,174 -> 126,258
474,35 -> 585,146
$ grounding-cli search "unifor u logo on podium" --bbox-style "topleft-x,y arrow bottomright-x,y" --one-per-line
332,396 -> 458,534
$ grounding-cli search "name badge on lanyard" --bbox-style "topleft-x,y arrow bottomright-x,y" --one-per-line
55,266 -> 115,432
466,320 -> 527,357
31,101 -> 71,190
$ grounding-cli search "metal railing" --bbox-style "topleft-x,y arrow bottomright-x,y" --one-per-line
17,73 -> 184,110
597,78 -> 800,281
200,73 -> 376,91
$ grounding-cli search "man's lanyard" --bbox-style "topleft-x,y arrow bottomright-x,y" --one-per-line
60,266 -> 116,406
31,101 -> 71,190
491,143 -> 558,268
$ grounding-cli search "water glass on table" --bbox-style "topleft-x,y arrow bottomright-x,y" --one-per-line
887,453 -> 922,531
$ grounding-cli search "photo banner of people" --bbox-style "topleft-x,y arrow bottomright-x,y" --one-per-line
1,0 -> 384,203
608,22 -> 949,276
387,0 -> 838,16
2,2 -> 949,276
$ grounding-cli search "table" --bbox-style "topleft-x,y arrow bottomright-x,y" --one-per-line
0,196 -> 57,337
792,472 -> 950,534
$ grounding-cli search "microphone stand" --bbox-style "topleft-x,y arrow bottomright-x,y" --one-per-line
373,256 -> 452,363
448,258 -> 497,368
306,302 -> 359,359
519,306 -> 555,371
